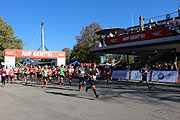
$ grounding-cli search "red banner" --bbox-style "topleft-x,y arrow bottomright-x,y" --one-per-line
5,49 -> 65,58
106,27 -> 170,45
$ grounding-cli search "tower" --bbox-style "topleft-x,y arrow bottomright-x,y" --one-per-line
41,21 -> 45,51
38,21 -> 48,51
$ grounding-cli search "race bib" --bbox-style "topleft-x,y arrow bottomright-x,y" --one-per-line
2,73 -> 6,76
81,71 -> 85,74
92,75 -> 96,80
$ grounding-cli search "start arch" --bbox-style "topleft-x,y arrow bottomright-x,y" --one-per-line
4,49 -> 66,68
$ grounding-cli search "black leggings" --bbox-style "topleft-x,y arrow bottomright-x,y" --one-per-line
1,77 -> 6,85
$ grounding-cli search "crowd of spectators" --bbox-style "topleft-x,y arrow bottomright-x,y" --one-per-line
104,17 -> 180,38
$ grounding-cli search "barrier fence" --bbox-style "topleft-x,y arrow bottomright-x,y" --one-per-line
99,70 -> 180,83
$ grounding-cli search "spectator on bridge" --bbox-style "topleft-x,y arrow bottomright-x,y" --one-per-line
148,24 -> 152,30
161,22 -> 165,28
129,28 -> 134,34
114,31 -> 118,36
109,32 -> 113,37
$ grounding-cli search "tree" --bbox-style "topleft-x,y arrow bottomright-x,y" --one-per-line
71,22 -> 102,64
62,47 -> 72,64
0,17 -> 23,62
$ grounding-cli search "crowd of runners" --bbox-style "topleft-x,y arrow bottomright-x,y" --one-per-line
0,63 -> 106,98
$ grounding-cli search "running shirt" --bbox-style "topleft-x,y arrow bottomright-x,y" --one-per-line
6,69 -> 10,75
141,67 -> 149,77
56,68 -> 60,75
30,68 -> 34,73
105,68 -> 111,75
23,68 -> 29,75
43,69 -> 48,77
19,68 -> 23,74
1,71 -> 6,77
14,68 -> 18,74
9,70 -> 14,77
90,68 -> 98,80
68,67 -> 73,76
48,70 -> 53,76
41,67 -> 44,72
78,67 -> 85,77
60,68 -> 65,76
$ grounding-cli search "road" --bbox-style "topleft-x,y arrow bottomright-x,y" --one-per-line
0,79 -> 180,120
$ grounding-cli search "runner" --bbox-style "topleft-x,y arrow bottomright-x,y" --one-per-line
1,67 -> 6,87
19,66 -> 23,81
48,67 -> 53,84
9,68 -> 14,84
29,65 -> 34,81
37,67 -> 42,85
64,66 -> 67,82
105,66 -> 112,85
67,65 -> 73,85
59,65 -> 65,86
14,66 -> 18,81
6,67 -> 10,83
52,65 -> 56,79
86,64 -> 100,98
137,64 -> 152,89
43,66 -> 48,87
77,63 -> 86,91
23,66 -> 29,85
56,66 -> 60,82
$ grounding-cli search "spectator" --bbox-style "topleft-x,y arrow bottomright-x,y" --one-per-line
109,32 -> 113,37
148,24 -> 152,30
161,22 -> 165,28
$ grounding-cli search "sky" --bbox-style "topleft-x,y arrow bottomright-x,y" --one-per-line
0,0 -> 179,51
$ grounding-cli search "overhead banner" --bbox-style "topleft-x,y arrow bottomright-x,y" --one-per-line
106,27 -> 170,45
112,70 -> 129,79
151,71 -> 178,83
5,49 -> 65,58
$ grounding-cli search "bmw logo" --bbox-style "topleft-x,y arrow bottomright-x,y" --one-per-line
158,72 -> 164,80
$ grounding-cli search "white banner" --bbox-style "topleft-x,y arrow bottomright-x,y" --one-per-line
130,70 -> 150,80
5,56 -> 15,69
112,70 -> 129,79
57,58 -> 66,66
151,71 -> 178,83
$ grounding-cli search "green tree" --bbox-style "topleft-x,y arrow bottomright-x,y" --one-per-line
0,17 -> 23,62
62,47 -> 72,64
71,22 -> 102,64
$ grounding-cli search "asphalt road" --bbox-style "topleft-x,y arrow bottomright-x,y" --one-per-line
0,79 -> 180,120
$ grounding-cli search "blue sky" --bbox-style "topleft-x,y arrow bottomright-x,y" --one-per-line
0,0 -> 179,51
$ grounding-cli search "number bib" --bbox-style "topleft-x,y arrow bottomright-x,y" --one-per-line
92,75 -> 96,81
81,71 -> 85,75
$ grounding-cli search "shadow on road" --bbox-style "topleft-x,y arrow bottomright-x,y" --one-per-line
44,91 -> 95,101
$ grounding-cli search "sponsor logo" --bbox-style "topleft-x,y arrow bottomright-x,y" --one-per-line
130,34 -> 145,40
158,72 -> 164,80
5,51 -> 15,56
